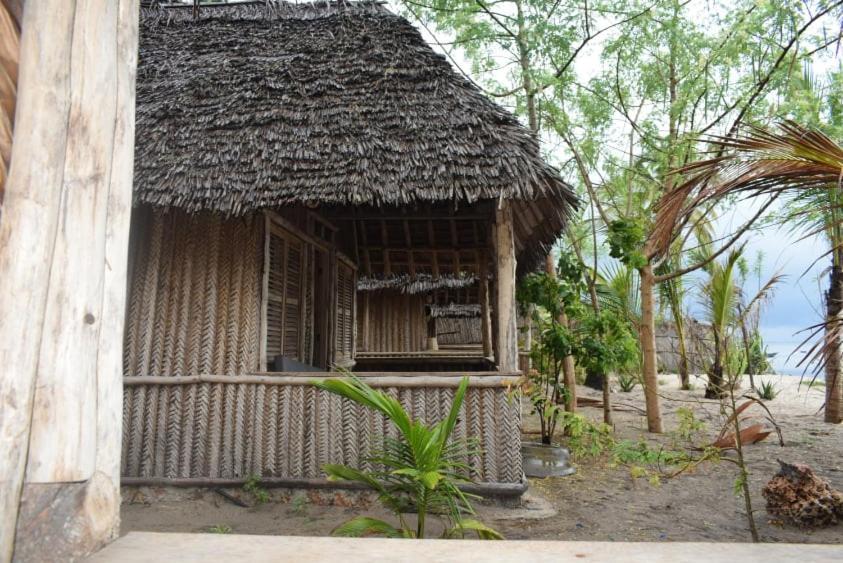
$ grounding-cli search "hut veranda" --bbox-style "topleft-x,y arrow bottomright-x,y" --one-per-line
122,1 -> 576,495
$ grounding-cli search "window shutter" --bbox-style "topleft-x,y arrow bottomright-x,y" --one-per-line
335,260 -> 355,364
265,224 -> 305,367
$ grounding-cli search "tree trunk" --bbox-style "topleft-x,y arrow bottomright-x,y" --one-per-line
545,254 -> 577,412
0,1 -> 138,558
825,266 -> 843,423
706,328 -> 726,399
639,264 -> 663,433
668,301 -> 691,389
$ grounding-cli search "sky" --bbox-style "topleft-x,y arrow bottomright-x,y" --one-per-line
706,199 -> 828,375
391,0 -> 839,376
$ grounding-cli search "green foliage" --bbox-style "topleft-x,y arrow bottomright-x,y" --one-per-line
313,375 -> 502,540
745,332 -> 772,375
617,372 -> 638,392
207,524 -> 232,534
573,309 -> 639,377
673,407 -> 707,446
757,380 -> 779,401
557,412 -> 614,458
243,474 -> 270,504
606,219 -> 648,270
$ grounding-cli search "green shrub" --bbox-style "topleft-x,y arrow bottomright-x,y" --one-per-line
757,379 -> 779,401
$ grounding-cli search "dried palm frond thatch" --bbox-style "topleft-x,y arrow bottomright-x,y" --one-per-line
134,1 -> 576,227
357,273 -> 477,294
428,303 -> 482,319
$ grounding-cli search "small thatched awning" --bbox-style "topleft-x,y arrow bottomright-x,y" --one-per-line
135,1 -> 577,270
357,273 -> 477,294
428,304 -> 481,319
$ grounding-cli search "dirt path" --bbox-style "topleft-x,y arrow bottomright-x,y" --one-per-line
121,375 -> 843,543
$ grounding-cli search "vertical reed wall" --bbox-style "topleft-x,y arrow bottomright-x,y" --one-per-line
123,208 -> 263,377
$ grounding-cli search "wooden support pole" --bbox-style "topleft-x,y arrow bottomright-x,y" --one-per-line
0,1 -> 139,559
494,202 -> 518,372
426,314 -> 439,351
479,254 -> 493,359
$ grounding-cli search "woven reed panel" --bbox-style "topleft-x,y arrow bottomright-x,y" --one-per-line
360,293 -> 427,352
123,209 -> 263,377
121,382 -> 522,484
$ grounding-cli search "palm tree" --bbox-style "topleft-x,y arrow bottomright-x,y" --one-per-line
656,121 -> 843,422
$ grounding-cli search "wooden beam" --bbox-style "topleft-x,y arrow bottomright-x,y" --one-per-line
494,203 -> 518,372
0,0 -> 138,558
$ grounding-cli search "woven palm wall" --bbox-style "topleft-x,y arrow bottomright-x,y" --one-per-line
121,379 -> 522,484
359,292 -> 428,352
123,208 -> 263,377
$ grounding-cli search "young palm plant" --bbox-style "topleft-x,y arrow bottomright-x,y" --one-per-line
658,121 -> 843,422
313,375 -> 502,539
700,248 -> 782,398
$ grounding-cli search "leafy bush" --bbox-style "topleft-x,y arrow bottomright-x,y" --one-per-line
757,379 -> 779,401
617,373 -> 637,392
207,524 -> 232,534
313,375 -> 502,540
558,412 -> 614,458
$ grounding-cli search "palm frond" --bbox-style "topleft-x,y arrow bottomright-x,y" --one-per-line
653,120 -> 843,255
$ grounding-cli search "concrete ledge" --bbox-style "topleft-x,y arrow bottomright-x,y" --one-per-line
90,532 -> 843,562
91,532 -> 843,563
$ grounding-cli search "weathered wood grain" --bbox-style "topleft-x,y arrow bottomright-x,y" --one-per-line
0,0 -> 138,558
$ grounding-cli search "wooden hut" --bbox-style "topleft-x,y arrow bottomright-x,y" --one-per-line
121,0 -> 576,496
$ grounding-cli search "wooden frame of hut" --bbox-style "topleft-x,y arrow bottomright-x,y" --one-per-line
119,0 -> 576,497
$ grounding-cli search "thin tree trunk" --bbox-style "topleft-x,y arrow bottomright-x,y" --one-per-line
739,316 -> 756,391
706,328 -> 726,399
676,322 -> 691,390
639,263 -> 663,433
825,266 -> 843,423
545,254 -> 577,412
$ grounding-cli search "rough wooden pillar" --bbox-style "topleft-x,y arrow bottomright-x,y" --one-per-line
494,202 -> 518,372
479,256 -> 493,358
0,1 -> 139,559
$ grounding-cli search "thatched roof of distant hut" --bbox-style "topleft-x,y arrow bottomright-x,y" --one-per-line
357,273 -> 477,294
135,1 -> 577,268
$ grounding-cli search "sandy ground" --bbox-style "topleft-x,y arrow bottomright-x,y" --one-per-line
121,374 -> 843,543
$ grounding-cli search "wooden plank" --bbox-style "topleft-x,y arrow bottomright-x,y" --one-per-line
122,374 -> 518,388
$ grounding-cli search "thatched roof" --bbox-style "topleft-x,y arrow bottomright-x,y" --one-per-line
357,273 -> 477,294
134,1 -> 576,222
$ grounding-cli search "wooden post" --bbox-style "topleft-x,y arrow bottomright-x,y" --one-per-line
479,255 -> 492,358
426,314 -> 439,351
0,1 -> 139,559
494,202 -> 518,372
